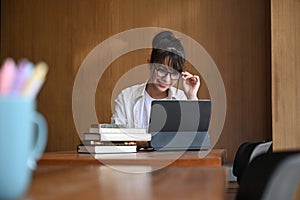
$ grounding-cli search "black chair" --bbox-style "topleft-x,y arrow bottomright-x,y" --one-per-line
236,151 -> 300,200
233,141 -> 272,184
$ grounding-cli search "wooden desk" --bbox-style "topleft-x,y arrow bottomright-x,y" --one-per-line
26,165 -> 226,200
38,149 -> 226,167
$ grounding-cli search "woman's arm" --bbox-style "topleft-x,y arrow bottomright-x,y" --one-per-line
111,93 -> 127,125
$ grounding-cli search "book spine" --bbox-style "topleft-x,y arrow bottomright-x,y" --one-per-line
89,128 -> 99,133
77,145 -> 137,153
84,133 -> 100,140
82,140 -> 137,146
99,133 -> 151,141
89,127 -> 146,134
90,123 -> 127,128
99,128 -> 146,134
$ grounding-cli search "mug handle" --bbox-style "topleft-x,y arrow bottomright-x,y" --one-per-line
27,112 -> 48,170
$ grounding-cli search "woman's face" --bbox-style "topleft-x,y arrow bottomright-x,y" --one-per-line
149,60 -> 181,93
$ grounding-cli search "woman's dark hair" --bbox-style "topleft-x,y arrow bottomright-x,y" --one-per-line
150,31 -> 185,73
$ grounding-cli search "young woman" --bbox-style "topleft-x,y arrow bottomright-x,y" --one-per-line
111,31 -> 200,130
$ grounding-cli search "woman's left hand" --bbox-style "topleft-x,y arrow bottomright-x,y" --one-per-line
181,71 -> 201,99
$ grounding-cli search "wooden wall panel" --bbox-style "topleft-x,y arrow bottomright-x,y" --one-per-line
271,1 -> 300,198
1,0 -> 271,162
271,0 -> 300,151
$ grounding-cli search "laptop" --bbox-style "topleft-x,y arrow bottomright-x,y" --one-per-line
148,100 -> 211,150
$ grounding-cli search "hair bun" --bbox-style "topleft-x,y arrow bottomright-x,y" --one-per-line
152,31 -> 175,48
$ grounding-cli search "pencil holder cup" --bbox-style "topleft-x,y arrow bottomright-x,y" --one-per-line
0,97 -> 47,199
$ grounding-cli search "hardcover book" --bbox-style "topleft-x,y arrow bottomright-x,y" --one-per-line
89,124 -> 146,134
84,132 -> 151,142
77,144 -> 137,154
82,140 -> 136,146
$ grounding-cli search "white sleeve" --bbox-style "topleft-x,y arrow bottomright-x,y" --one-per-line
111,92 -> 127,125
176,89 -> 188,100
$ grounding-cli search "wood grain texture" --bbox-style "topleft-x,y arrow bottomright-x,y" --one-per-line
0,0 -> 271,162
271,0 -> 300,199
27,165 -> 226,200
38,149 -> 226,167
271,0 -> 300,151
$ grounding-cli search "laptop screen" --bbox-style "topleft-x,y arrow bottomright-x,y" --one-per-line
148,100 -> 211,133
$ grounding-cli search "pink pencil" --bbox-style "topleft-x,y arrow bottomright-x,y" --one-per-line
0,58 -> 17,96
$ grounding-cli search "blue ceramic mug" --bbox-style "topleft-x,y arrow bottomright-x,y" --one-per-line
0,97 -> 47,199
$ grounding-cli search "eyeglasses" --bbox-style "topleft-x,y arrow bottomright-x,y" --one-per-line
153,63 -> 181,80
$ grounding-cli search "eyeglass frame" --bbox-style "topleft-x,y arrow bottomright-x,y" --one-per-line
152,63 -> 181,80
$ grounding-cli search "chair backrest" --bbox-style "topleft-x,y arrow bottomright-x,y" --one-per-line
232,141 -> 272,184
249,141 -> 273,163
262,152 -> 300,200
236,151 -> 300,200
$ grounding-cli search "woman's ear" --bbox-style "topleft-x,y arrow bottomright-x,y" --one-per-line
146,58 -> 150,63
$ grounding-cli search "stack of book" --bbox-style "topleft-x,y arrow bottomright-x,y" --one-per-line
77,124 -> 151,154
